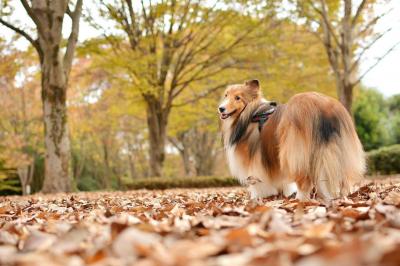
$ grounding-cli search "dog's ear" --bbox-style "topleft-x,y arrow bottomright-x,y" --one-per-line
245,79 -> 260,98
245,79 -> 260,89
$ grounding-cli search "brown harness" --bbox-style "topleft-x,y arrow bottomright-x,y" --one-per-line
251,108 -> 275,131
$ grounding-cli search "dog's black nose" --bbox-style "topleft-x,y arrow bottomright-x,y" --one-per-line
219,107 -> 226,113
270,101 -> 277,107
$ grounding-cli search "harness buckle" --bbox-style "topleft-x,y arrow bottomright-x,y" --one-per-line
251,108 -> 275,131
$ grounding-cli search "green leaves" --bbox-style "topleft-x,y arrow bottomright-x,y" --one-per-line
353,88 -> 397,150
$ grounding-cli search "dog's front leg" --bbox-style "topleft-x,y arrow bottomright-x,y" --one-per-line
246,176 -> 278,199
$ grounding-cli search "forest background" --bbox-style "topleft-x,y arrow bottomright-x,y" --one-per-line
0,0 -> 399,195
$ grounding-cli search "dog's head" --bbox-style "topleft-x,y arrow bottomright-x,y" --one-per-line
218,80 -> 262,120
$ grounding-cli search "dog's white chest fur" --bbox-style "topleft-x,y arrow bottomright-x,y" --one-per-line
225,144 -> 297,199
226,145 -> 247,183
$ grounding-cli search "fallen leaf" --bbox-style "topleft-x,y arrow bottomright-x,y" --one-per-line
112,227 -> 161,258
22,230 -> 57,252
225,228 -> 253,246
303,222 -> 334,238
384,191 -> 400,207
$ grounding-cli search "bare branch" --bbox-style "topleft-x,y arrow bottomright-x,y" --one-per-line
126,0 -> 136,26
357,8 -> 394,38
352,0 -> 368,26
315,0 -> 341,80
64,0 -> 83,75
174,61 -> 238,99
308,0 -> 341,47
167,0 -> 176,35
125,0 -> 141,48
66,6 -> 73,18
169,25 -> 225,89
350,27 -> 393,72
0,17 -> 40,52
177,0 -> 192,31
172,83 -> 231,108
353,41 -> 400,87
168,136 -> 184,152
20,0 -> 45,38
176,21 -> 257,83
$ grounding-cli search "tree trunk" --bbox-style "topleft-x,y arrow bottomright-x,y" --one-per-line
146,98 -> 168,177
17,162 -> 34,195
340,0 -> 354,114
128,153 -> 137,179
38,1 -> 82,193
41,61 -> 72,193
195,154 -> 215,176
318,0 -> 355,115
193,131 -> 217,176
338,82 -> 354,113
180,147 -> 192,177
73,142 -> 86,181
0,1 -> 83,193
169,133 -> 194,177
101,138 -> 112,189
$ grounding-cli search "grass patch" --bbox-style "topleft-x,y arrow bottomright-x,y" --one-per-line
125,176 -> 239,190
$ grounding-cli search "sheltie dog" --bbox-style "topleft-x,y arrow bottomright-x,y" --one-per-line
219,80 -> 365,201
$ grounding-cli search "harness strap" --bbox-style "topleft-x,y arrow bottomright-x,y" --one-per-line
251,108 -> 275,131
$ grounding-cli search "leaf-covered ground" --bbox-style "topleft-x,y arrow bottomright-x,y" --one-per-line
1,177 -> 400,266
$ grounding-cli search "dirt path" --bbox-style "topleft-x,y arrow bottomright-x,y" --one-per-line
1,177 -> 400,266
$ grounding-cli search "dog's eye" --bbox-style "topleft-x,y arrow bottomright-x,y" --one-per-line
235,96 -> 241,101
224,94 -> 227,98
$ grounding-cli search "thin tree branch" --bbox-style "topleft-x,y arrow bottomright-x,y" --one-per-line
308,0 -> 341,47
176,21 -> 258,82
64,0 -> 83,75
352,0 -> 368,26
66,6 -> 73,18
172,83 -> 231,107
20,0 -> 45,38
0,17 -> 40,52
357,8 -> 394,38
353,41 -> 400,87
174,61 -> 238,98
168,136 -> 184,152
350,27 -> 393,72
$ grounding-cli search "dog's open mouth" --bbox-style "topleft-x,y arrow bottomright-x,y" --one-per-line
220,110 -> 236,120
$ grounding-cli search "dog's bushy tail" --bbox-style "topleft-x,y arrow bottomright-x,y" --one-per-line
312,110 -> 365,199
278,93 -> 365,200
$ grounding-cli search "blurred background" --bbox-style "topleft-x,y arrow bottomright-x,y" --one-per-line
0,0 -> 399,195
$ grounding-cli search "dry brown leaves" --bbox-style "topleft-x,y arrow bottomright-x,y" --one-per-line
1,177 -> 400,266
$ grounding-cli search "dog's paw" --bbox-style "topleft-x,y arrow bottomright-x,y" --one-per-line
248,182 -> 278,199
282,182 -> 297,197
295,190 -> 312,201
246,176 -> 263,186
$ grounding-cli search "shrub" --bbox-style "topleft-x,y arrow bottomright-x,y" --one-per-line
0,162 -> 21,195
77,175 -> 102,191
353,88 -> 392,151
125,176 -> 239,190
367,145 -> 400,175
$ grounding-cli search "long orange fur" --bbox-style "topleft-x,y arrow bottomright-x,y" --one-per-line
219,80 -> 365,201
